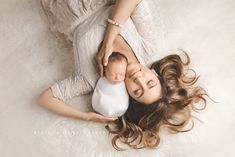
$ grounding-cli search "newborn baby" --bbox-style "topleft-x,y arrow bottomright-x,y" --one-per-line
92,52 -> 129,117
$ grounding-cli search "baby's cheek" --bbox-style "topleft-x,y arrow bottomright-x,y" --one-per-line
106,74 -> 115,82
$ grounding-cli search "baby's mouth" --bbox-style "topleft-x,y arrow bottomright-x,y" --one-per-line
111,80 -> 123,84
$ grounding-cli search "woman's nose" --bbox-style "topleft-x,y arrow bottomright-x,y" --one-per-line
134,76 -> 147,90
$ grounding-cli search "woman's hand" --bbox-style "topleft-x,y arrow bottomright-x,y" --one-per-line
96,0 -> 141,76
85,112 -> 117,123
96,41 -> 114,77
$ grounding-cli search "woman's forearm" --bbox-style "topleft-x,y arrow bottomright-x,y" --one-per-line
112,0 -> 141,24
103,0 -> 141,44
37,88 -> 87,120
37,88 -> 118,123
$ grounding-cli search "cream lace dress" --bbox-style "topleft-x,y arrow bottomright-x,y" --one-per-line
39,0 -> 160,155
41,0 -> 158,102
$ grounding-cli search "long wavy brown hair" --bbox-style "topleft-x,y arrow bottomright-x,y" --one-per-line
105,50 -> 211,151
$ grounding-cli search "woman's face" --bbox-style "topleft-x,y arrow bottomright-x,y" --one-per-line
125,63 -> 162,105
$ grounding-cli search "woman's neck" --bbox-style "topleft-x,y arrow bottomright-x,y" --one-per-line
113,35 -> 139,64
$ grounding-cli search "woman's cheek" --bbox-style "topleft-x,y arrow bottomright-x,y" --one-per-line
126,81 -> 134,94
125,79 -> 131,90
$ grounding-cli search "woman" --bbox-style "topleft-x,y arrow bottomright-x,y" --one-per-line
38,0 -> 209,150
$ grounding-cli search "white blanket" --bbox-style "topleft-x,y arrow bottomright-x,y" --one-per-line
0,0 -> 235,156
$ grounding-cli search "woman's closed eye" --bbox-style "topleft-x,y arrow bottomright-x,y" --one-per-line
147,80 -> 156,88
133,81 -> 156,97
134,89 -> 142,97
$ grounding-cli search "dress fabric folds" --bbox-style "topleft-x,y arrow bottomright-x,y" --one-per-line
40,0 -> 158,101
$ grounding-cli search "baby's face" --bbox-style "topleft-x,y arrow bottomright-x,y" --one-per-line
105,60 -> 127,84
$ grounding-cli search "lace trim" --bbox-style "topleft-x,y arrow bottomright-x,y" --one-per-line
51,70 -> 93,101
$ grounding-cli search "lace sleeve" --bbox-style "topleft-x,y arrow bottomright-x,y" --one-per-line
50,71 -> 93,102
131,0 -> 158,43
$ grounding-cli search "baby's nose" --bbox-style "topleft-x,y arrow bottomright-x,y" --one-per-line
115,74 -> 123,81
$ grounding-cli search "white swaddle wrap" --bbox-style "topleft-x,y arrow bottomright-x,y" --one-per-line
92,77 -> 129,117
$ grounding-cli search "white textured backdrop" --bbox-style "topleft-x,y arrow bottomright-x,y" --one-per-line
0,0 -> 235,156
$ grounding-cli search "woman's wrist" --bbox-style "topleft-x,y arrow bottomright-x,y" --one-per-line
107,18 -> 123,28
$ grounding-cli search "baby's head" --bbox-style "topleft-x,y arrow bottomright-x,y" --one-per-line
104,52 -> 128,84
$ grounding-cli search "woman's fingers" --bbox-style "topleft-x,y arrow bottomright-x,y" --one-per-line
95,113 -> 117,123
87,112 -> 117,123
96,51 -> 104,77
103,48 -> 113,66
98,60 -> 104,77
101,116 -> 118,123
96,42 -> 114,76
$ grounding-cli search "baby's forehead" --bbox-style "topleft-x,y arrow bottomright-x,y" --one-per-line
109,57 -> 127,63
108,59 -> 127,68
110,58 -> 127,64
108,52 -> 127,62
106,60 -> 127,73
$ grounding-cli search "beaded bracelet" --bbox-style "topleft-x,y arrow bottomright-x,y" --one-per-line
107,18 -> 123,28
